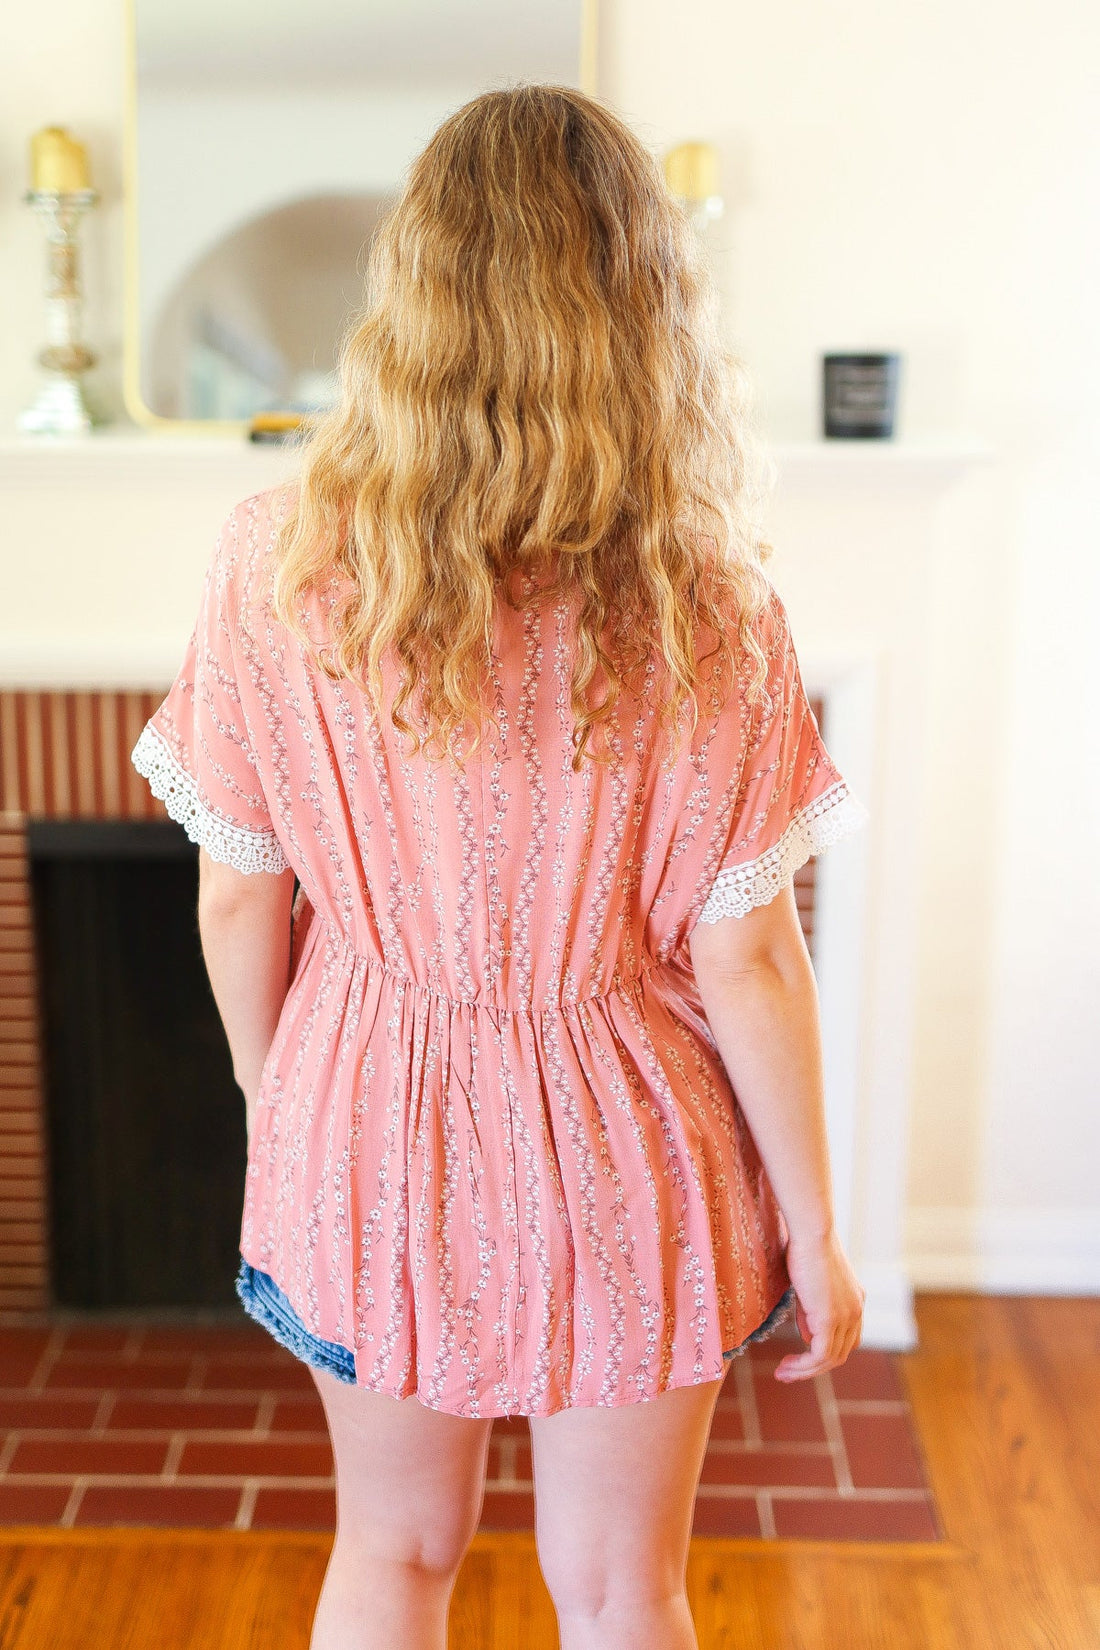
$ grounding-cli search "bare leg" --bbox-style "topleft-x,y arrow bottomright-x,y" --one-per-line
529,1372 -> 726,1650
307,1366 -> 494,1650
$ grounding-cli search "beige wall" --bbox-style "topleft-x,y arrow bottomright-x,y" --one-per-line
2,0 -> 1097,1288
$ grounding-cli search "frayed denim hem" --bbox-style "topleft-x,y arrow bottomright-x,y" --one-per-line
235,1257 -> 795,1385
720,1284 -> 797,1362
235,1258 -> 357,1383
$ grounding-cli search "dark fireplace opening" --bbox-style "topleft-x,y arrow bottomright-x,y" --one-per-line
28,819 -> 248,1312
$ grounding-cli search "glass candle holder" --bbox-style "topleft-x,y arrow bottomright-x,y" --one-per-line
19,187 -> 99,436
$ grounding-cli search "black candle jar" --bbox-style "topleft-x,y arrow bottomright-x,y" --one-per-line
822,352 -> 901,438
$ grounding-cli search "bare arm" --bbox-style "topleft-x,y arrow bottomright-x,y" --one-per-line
689,883 -> 864,1379
689,882 -> 835,1243
196,847 -> 297,1144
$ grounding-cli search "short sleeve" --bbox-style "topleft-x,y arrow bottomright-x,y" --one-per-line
695,588 -> 867,924
129,509 -> 291,876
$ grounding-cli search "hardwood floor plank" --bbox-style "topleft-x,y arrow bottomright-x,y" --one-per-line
0,1295 -> 1096,1649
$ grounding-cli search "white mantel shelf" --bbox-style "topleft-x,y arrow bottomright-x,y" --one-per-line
0,427 -> 994,488
0,428 -> 300,489
0,428 -> 993,691
769,435 -> 994,489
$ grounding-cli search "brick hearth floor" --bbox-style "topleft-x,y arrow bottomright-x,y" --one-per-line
0,1314 -> 943,1541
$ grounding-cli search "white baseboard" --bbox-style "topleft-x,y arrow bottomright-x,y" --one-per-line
852,1259 -> 918,1351
906,1206 -> 1100,1293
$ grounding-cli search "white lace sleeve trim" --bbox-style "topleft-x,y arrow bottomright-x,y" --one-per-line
130,724 -> 291,876
696,780 -> 868,923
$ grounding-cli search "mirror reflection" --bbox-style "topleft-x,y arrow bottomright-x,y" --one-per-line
132,0 -> 584,422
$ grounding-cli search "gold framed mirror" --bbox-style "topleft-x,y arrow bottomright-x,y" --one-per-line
123,0 -> 597,435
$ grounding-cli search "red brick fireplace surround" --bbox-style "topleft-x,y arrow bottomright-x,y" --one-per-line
0,690 -> 170,1315
0,686 -> 818,1319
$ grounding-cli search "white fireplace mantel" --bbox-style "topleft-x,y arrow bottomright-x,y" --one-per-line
0,429 -> 991,686
0,426 -> 994,1353
0,427 -> 989,488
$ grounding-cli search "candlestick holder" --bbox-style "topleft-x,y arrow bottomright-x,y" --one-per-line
19,187 -> 100,436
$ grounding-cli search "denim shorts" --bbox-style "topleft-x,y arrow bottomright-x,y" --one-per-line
236,1257 -> 356,1381
720,1284 -> 797,1361
235,1256 -> 796,1385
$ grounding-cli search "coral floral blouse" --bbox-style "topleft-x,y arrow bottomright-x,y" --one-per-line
131,485 -> 866,1417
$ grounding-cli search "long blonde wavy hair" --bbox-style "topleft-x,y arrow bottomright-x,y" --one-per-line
271,83 -> 775,771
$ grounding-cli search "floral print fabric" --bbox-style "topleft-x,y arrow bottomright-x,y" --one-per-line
131,486 -> 866,1417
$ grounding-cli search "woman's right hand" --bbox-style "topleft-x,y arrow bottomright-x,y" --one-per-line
772,1228 -> 866,1382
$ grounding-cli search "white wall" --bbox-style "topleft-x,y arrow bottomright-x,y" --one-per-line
1,0 -> 130,424
598,0 -> 1100,1291
2,0 -> 1097,1291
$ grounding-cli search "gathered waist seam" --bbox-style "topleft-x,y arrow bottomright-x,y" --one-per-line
315,917 -> 664,1017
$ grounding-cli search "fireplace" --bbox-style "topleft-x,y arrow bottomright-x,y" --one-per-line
0,688 -> 250,1316
0,685 -> 823,1319
29,817 -> 247,1310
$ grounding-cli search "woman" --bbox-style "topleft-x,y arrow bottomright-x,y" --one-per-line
132,84 -> 866,1650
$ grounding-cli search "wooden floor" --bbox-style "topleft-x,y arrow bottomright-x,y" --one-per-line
0,1292 -> 1096,1649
